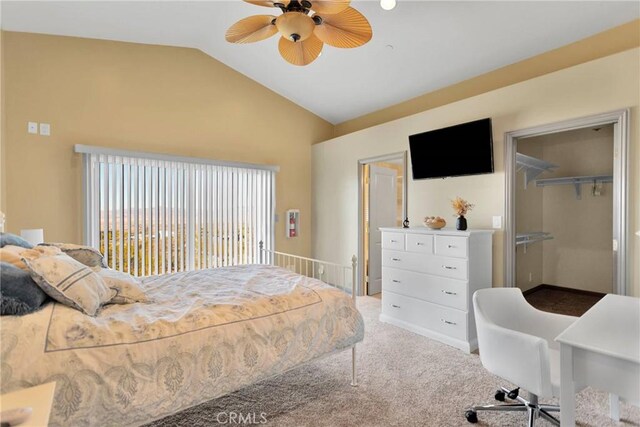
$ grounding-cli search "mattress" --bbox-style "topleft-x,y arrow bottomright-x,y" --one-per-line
0,264 -> 364,426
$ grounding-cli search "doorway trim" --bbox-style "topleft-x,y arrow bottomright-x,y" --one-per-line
357,151 -> 408,296
504,109 -> 630,295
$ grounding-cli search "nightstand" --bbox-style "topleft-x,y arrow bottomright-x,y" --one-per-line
0,382 -> 56,426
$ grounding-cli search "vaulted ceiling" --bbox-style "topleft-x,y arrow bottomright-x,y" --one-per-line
2,1 -> 638,123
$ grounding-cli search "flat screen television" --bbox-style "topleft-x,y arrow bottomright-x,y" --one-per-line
408,118 -> 494,180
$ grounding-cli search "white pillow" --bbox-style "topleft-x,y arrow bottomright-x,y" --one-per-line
21,246 -> 115,316
97,268 -> 150,304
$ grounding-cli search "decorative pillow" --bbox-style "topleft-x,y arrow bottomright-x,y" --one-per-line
0,232 -> 34,249
0,262 -> 49,316
97,268 -> 150,304
39,243 -> 107,268
0,245 -> 29,270
21,247 -> 115,316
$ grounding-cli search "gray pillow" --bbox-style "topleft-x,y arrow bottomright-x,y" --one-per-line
0,262 -> 49,316
0,232 -> 34,249
39,243 -> 107,268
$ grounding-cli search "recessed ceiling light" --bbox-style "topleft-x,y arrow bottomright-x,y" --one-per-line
380,0 -> 397,11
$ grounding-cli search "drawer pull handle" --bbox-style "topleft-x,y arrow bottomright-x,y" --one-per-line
442,265 -> 457,270
447,244 -> 456,248
441,319 -> 457,326
390,240 -> 398,243
391,304 -> 401,309
416,242 -> 426,246
392,258 -> 402,262
442,290 -> 457,296
392,280 -> 401,283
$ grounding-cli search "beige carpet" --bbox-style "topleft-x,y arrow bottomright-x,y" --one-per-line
148,296 -> 640,426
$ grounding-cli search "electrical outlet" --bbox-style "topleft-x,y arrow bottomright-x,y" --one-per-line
492,215 -> 502,229
28,122 -> 38,134
39,123 -> 51,136
528,272 -> 532,282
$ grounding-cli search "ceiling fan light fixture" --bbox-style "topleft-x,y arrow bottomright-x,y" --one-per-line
276,12 -> 315,42
380,0 -> 396,11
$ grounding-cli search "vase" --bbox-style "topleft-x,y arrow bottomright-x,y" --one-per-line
456,215 -> 467,231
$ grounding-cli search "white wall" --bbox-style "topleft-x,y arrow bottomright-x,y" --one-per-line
312,48 -> 640,296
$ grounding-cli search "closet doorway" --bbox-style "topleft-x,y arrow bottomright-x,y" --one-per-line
505,110 -> 630,313
358,152 -> 407,297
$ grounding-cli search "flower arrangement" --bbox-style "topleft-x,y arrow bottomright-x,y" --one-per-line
451,197 -> 474,217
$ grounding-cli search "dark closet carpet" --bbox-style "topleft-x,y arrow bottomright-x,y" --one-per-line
524,287 -> 605,317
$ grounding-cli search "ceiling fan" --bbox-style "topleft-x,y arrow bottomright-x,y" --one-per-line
226,0 -> 373,66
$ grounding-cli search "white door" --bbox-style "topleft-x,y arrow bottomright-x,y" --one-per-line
368,165 -> 398,295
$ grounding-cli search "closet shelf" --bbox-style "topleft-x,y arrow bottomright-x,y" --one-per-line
516,232 -> 553,252
516,153 -> 558,189
535,175 -> 613,200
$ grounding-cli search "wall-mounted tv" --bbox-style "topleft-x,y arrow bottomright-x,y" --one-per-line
408,118 -> 494,180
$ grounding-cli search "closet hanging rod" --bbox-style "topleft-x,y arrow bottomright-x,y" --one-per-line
535,175 -> 613,200
516,232 -> 553,252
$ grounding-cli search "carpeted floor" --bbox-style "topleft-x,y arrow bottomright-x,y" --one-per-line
147,296 -> 639,426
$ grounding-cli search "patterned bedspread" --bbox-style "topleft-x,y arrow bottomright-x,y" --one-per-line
0,265 -> 364,426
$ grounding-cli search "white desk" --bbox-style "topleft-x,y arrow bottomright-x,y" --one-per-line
0,382 -> 56,427
556,294 -> 640,426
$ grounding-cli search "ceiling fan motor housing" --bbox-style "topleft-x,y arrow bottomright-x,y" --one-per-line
276,11 -> 315,42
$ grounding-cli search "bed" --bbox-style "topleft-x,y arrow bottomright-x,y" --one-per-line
0,250 -> 364,426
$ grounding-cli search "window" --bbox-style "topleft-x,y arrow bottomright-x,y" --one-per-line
77,145 -> 276,276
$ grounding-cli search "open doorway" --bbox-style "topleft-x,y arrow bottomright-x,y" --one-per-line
515,125 -> 613,316
359,153 -> 407,297
505,109 -> 630,315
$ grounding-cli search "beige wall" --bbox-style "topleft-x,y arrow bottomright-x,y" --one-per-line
515,141 -> 544,293
312,48 -> 640,297
541,126 -> 613,293
1,31 -> 333,256
1,30 -> 6,219
517,126 -> 614,294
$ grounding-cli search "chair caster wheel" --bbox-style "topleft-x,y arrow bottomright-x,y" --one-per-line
495,390 -> 506,401
507,387 -> 520,400
465,410 -> 478,423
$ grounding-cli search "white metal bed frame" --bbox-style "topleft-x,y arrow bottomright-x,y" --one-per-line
259,241 -> 359,387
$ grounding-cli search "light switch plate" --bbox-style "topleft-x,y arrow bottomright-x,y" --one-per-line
492,215 -> 502,229
39,123 -> 51,136
28,122 -> 38,134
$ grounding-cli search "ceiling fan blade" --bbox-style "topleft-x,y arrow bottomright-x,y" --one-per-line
310,0 -> 350,14
314,6 -> 372,48
244,0 -> 290,7
226,15 -> 278,43
278,34 -> 324,66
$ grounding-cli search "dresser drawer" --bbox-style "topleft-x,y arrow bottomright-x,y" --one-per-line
406,233 -> 433,254
382,249 -> 413,270
382,267 -> 468,311
434,235 -> 468,258
431,256 -> 468,280
382,250 -> 468,280
382,291 -> 468,341
382,232 -> 405,251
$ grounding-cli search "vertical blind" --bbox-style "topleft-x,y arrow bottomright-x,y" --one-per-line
78,145 -> 276,276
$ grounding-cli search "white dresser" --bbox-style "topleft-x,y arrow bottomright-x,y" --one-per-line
379,227 -> 493,353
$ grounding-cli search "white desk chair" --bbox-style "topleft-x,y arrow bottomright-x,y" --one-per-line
465,288 -> 577,426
